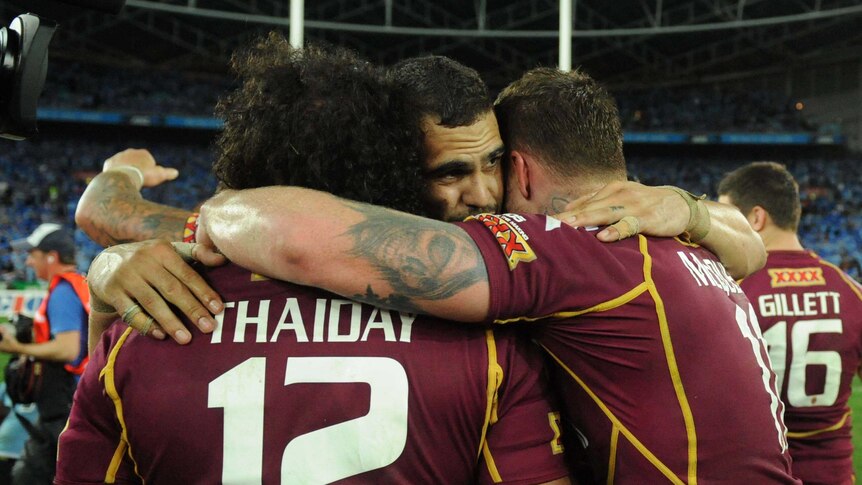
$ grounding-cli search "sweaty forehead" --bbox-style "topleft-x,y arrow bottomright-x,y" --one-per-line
421,111 -> 503,169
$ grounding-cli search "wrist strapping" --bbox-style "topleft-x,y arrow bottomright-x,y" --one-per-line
106,166 -> 144,190
662,185 -> 711,243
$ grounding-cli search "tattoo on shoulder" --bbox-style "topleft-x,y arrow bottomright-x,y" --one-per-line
343,201 -> 487,313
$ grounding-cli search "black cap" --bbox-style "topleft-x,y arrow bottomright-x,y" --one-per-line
11,223 -> 76,262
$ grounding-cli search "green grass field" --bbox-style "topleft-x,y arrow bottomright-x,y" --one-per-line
852,379 -> 862,474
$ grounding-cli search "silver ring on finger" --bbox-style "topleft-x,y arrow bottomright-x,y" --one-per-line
121,304 -> 143,326
137,316 -> 155,336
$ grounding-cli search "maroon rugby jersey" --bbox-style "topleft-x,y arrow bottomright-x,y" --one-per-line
457,213 -> 800,484
55,263 -> 568,485
740,250 -> 862,485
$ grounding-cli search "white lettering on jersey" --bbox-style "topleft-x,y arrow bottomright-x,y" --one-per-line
757,291 -> 841,317
211,299 -> 417,345
271,298 -> 308,342
677,251 -> 742,295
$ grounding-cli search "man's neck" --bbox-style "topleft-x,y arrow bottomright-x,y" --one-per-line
539,181 -> 606,215
761,227 -> 804,252
47,265 -> 77,281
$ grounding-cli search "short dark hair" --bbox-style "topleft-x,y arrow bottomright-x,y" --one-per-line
718,161 -> 801,232
494,68 -> 626,181
213,33 -> 427,216
389,56 -> 492,128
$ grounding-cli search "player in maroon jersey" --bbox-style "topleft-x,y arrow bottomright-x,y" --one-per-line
719,162 -> 862,485
158,69 -> 794,483
58,264 -> 569,484
55,36 -> 570,485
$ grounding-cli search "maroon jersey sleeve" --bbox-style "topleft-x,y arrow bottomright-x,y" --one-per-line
478,328 -> 569,484
457,213 -> 646,322
55,323 -> 141,485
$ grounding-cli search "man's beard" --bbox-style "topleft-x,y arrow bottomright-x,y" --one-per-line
444,205 -> 500,222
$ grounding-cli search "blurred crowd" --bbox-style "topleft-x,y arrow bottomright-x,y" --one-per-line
616,88 -> 816,133
0,138 -> 216,283
41,62 -> 232,116
1,136 -> 860,283
41,62 -> 831,135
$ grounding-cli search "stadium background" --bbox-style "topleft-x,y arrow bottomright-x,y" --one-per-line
1,0 -> 861,472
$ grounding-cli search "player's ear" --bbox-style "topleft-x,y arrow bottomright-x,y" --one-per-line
509,150 -> 531,199
749,205 -> 768,232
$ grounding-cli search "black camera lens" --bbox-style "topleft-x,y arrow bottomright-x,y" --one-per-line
0,14 -> 57,141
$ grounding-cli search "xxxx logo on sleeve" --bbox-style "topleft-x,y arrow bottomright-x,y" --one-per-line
768,267 -> 826,288
470,214 -> 536,270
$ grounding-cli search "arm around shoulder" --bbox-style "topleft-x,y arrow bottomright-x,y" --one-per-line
199,187 -> 491,322
699,200 -> 766,279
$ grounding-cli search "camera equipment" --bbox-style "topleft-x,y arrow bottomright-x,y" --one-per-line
12,313 -> 34,344
0,14 -> 57,141
0,0 -> 126,140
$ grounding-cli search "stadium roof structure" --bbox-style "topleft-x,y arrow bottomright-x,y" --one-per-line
3,0 -> 862,90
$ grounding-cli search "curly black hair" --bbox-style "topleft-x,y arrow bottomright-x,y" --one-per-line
214,32 -> 428,216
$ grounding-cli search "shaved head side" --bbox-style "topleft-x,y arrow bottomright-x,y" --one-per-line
495,67 -> 626,183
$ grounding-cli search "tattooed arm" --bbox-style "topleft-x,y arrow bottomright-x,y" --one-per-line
75,149 -> 192,246
199,187 -> 491,321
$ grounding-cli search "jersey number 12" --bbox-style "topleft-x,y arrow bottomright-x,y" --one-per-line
208,356 -> 409,484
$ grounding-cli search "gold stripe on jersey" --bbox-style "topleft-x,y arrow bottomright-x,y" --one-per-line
640,236 -> 699,484
105,438 -> 128,484
492,282 -> 648,324
542,346 -> 685,485
817,258 -> 862,302
786,410 -> 851,439
100,327 -> 144,484
480,329 -> 504,482
673,236 -> 700,248
607,425 -> 620,485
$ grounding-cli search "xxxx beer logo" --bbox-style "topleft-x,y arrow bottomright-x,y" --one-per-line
471,214 -> 536,270
768,267 -> 825,288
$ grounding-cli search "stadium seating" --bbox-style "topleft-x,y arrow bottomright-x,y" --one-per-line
41,61 -> 231,117
41,62 -> 823,134
616,88 -> 813,133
